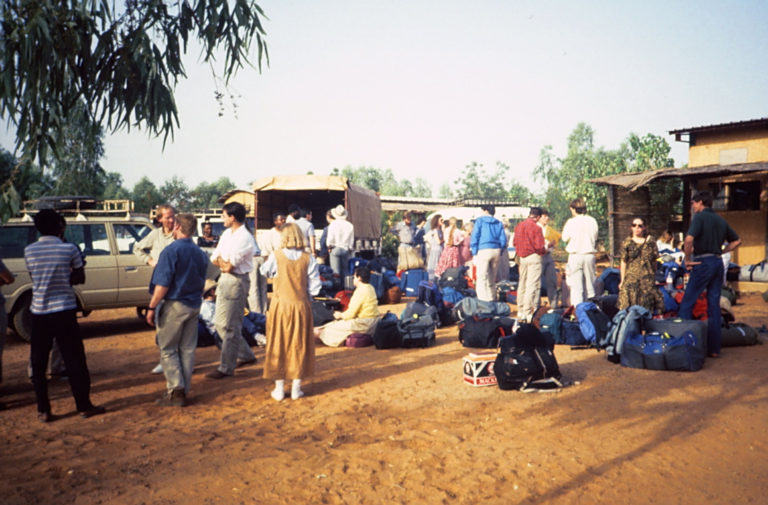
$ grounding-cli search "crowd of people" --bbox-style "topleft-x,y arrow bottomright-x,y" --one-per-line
0,189 -> 742,420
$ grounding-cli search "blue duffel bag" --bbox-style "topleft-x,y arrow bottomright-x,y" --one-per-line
620,331 -> 704,371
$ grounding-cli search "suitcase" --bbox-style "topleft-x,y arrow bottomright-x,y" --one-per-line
369,271 -> 385,300
645,318 -> 707,357
400,268 -> 429,297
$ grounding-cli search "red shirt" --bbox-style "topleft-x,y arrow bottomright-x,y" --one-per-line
513,218 -> 546,258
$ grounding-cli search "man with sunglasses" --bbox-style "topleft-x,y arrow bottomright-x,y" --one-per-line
679,191 -> 740,358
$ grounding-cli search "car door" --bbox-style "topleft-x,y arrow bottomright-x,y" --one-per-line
64,223 -> 118,307
113,222 -> 155,305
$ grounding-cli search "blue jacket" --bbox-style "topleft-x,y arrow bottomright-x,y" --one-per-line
470,215 -> 506,256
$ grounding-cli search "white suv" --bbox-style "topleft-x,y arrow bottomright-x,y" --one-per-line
1,207 -> 156,342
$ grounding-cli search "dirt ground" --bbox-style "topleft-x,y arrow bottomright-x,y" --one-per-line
1,294 -> 767,505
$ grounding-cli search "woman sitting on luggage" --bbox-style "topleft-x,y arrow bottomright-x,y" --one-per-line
618,217 -> 664,313
314,266 -> 381,347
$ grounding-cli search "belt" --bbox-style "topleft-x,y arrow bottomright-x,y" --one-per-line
693,253 -> 721,259
223,271 -> 250,278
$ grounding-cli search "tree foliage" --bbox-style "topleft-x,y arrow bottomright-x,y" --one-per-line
0,0 -> 269,221
453,161 -> 537,204
338,166 -> 432,197
131,176 -> 163,215
534,123 -> 676,241
47,101 -> 107,197
190,177 -> 237,210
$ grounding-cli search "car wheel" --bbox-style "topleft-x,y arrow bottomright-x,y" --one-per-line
12,294 -> 32,343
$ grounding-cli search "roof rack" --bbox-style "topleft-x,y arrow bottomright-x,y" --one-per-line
21,197 -> 135,221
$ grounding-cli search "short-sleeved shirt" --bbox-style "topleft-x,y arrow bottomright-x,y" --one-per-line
150,237 -> 209,308
24,236 -> 84,314
687,208 -> 739,256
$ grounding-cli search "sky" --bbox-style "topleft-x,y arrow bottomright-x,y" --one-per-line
3,0 -> 768,195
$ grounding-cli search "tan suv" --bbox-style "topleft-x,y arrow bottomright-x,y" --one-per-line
1,201 -> 156,342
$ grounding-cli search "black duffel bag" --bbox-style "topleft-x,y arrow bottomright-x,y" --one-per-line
495,346 -> 562,391
458,316 -> 513,348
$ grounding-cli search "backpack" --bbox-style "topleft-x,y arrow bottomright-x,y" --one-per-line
398,314 -> 437,348
495,346 -> 562,391
441,286 -> 465,308
660,287 -> 680,313
575,301 -> 611,346
438,266 -> 469,290
603,305 -> 652,363
400,269 -> 429,297
539,310 -> 564,344
561,320 -> 587,346
417,280 -> 443,307
457,316 -> 513,348
372,312 -> 402,349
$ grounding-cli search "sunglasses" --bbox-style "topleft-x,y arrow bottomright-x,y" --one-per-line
631,223 -> 644,228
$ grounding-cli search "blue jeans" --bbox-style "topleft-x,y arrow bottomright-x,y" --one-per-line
678,256 -> 723,355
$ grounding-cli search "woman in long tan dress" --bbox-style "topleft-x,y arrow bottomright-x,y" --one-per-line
260,223 -> 321,401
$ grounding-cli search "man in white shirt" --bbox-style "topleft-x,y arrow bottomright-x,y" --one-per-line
561,198 -> 599,306
206,202 -> 257,378
295,208 -> 316,255
326,205 -> 355,279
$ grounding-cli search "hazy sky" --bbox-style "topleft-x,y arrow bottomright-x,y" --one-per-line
3,0 -> 768,194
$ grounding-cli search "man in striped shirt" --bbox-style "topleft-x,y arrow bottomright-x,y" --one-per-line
24,209 -> 105,422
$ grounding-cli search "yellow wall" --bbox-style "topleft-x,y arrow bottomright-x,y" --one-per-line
688,129 -> 768,167
692,174 -> 767,265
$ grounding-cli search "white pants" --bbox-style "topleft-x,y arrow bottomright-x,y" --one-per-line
566,253 -> 596,306
517,254 -> 542,322
474,248 -> 501,302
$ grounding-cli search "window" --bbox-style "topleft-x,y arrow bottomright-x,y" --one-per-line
113,223 -> 152,254
0,225 -> 37,258
709,180 -> 762,211
65,224 -> 110,256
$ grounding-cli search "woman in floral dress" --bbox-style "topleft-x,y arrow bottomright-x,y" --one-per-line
435,217 -> 464,278
618,217 -> 664,313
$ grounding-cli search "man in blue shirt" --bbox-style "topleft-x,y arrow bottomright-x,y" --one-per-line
146,213 -> 209,406
470,205 -> 507,301
25,209 -> 105,422
680,191 -> 740,358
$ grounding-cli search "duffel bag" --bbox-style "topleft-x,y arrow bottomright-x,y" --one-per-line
495,346 -> 562,391
372,313 -> 402,349
721,322 -> 760,347
398,314 -> 436,348
620,331 -> 704,371
645,318 -> 707,358
458,316 -> 510,348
